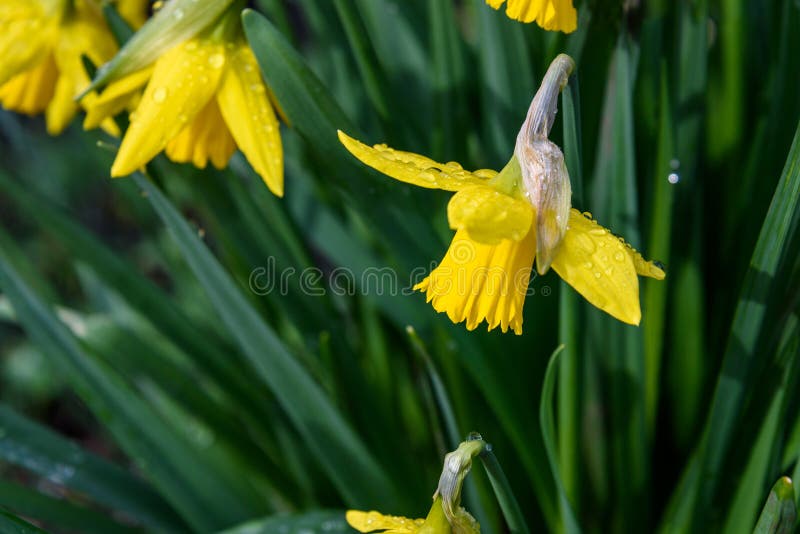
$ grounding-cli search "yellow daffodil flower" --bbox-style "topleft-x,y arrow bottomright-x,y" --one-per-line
0,0 -> 119,135
348,438 -> 483,534
83,2 -> 283,195
339,54 -> 664,334
486,0 -> 577,33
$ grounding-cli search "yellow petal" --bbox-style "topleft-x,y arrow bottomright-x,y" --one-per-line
447,185 -> 534,244
486,0 -> 577,33
216,43 -> 283,195
551,209 -> 664,325
166,98 -> 236,169
415,228 -> 537,335
0,4 -> 55,86
0,53 -> 57,114
338,130 -> 495,191
83,67 -> 152,129
111,37 -> 226,177
346,510 -> 423,534
47,0 -> 119,134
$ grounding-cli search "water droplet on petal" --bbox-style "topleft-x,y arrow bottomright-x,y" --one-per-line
208,53 -> 224,69
152,87 -> 167,103
590,228 -> 606,236
614,251 -> 625,262
173,8 -> 184,19
668,173 -> 680,184
594,271 -> 602,278
583,261 -> 593,269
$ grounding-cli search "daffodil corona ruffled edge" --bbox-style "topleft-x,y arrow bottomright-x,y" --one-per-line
486,0 -> 577,33
338,130 -> 665,334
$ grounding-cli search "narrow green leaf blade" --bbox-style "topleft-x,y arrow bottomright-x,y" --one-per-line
540,346 -> 582,534
0,404 -> 182,532
132,173 -> 400,508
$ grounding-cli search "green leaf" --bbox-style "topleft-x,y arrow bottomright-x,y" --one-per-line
0,480 -> 139,534
540,345 -> 582,534
0,509 -> 50,534
0,234 -> 257,531
0,404 -> 183,532
132,173 -> 401,509
752,478 -> 797,534
218,511 -> 349,534
692,120 -> 800,525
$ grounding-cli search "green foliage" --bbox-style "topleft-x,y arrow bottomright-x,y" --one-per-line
1,1 -> 799,533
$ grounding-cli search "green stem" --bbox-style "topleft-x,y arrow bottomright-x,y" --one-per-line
479,448 -> 530,534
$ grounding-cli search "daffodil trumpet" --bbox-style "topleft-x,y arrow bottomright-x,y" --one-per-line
486,0 -> 577,33
339,53 -> 664,334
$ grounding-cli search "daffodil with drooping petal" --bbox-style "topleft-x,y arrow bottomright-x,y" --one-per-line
486,0 -> 577,33
339,54 -> 664,334
0,0 -> 120,135
83,1 -> 283,195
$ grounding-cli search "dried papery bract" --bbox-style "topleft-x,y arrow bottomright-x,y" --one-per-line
515,53 -> 575,274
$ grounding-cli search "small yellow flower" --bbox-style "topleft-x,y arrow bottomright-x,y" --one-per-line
0,0 -> 119,135
485,0 -> 577,33
339,54 -> 664,334
83,3 -> 283,195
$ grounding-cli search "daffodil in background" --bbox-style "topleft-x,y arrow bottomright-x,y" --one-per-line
0,0 -> 120,135
486,0 -> 577,33
348,438 -> 484,534
112,0 -> 150,29
82,0 -> 283,195
340,54 -> 664,334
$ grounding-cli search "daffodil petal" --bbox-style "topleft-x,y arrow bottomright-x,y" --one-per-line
216,43 -> 283,196
338,130 -> 495,191
166,98 -> 236,169
346,510 -> 423,534
45,68 -> 79,135
0,54 -> 57,114
447,185 -> 534,244
415,228 -> 536,334
111,38 -> 226,177
0,4 -> 55,86
485,0 -> 577,33
83,67 -> 152,130
551,209 -> 652,325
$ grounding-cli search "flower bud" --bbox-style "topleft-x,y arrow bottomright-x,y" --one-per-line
515,53 -> 574,274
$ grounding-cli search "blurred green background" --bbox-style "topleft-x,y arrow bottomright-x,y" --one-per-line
1,0 -> 799,532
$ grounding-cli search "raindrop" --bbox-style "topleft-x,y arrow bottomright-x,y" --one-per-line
173,8 -> 184,19
583,261 -> 593,269
594,271 -> 602,278
152,87 -> 167,103
668,173 -> 680,184
589,228 -> 606,236
614,251 -> 625,262
669,158 -> 680,170
250,83 -> 265,93
208,53 -> 224,69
